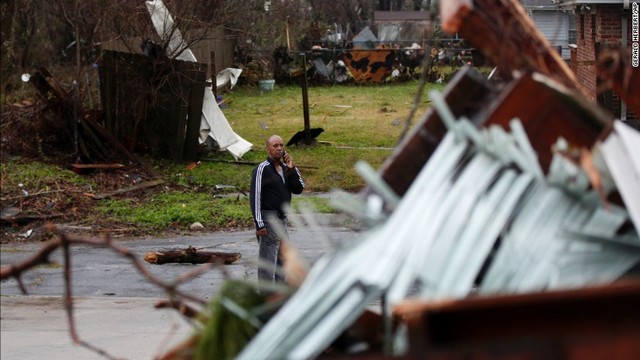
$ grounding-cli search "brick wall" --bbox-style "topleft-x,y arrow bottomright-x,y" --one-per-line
576,11 -> 597,101
574,4 -> 638,127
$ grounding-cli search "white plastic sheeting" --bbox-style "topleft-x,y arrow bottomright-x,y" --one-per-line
215,68 -> 243,90
145,0 -> 252,159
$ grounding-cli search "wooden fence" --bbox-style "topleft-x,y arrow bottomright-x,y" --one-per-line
99,50 -> 206,162
100,28 -> 236,79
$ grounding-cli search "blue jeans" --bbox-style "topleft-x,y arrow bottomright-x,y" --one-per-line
257,211 -> 287,283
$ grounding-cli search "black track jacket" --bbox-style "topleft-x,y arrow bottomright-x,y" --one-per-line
250,157 -> 305,230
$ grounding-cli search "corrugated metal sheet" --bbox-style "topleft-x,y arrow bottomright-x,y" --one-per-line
237,88 -> 640,359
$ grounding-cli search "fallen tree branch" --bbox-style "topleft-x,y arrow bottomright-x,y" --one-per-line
0,224 -> 225,359
70,163 -> 125,170
155,299 -> 199,318
0,225 -> 210,304
0,213 -> 64,225
85,178 -> 165,200
144,246 -> 241,265
1,189 -> 81,201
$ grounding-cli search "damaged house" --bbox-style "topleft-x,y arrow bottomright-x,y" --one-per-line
27,0 -> 251,164
220,0 -> 640,358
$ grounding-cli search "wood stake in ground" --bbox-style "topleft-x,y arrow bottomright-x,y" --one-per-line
144,246 -> 241,265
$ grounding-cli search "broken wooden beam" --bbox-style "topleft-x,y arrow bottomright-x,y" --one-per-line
70,163 -> 125,170
394,280 -> 640,358
144,247 -> 241,265
375,67 -> 492,197
81,115 -> 160,178
86,178 -> 164,200
479,72 -> 611,172
440,0 -> 583,94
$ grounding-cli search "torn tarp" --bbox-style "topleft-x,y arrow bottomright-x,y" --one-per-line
146,0 -> 251,159
215,68 -> 243,90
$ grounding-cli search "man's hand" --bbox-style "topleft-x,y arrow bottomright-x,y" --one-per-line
283,152 -> 294,168
256,228 -> 268,237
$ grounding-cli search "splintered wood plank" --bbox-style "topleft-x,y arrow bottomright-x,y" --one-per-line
440,0 -> 473,34
70,163 -> 125,169
394,281 -> 640,358
87,178 -> 165,199
440,0 -> 582,94
376,67 -> 491,197
478,73 -> 609,173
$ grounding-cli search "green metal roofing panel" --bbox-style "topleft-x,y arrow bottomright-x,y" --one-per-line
237,91 -> 640,360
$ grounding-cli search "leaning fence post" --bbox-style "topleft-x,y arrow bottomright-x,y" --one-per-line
299,52 -> 311,144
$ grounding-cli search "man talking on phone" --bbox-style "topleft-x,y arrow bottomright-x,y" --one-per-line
250,134 -> 305,283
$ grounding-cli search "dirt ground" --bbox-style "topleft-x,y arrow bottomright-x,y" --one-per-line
0,102 -> 195,243
0,162 -> 167,244
1,164 -> 162,244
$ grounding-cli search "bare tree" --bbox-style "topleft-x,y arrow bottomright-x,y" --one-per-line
1,226 -> 215,359
0,0 -> 67,96
309,0 -> 377,36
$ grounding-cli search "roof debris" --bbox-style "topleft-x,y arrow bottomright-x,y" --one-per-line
230,1 -> 640,357
236,0 -> 640,351
238,75 -> 640,358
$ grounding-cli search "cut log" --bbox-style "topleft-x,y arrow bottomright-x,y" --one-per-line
144,246 -> 241,265
440,0 -> 583,95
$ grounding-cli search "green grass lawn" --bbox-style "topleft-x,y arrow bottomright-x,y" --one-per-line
2,79 -> 448,235
205,80 -> 445,191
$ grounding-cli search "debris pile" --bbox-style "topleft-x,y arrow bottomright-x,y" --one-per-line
243,58 -> 274,84
146,0 -> 252,159
235,69 -> 640,358
219,0 -> 640,358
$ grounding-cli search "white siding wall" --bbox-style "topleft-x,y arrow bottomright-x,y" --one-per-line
532,11 -> 571,59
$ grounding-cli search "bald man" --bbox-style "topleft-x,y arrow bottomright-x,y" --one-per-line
250,135 -> 305,283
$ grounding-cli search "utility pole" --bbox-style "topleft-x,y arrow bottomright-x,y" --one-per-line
300,52 -> 311,144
